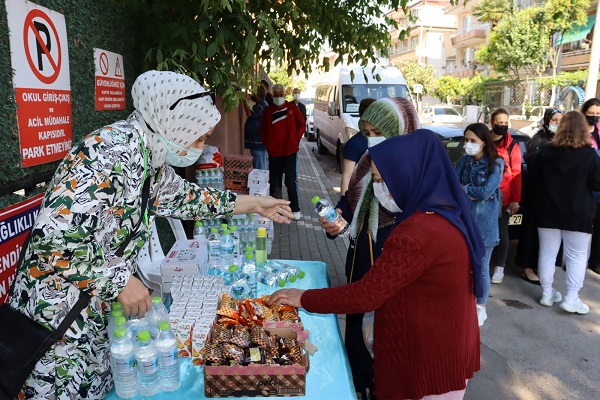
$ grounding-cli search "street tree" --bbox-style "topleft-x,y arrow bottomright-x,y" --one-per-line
434,75 -> 466,104
471,0 -> 512,29
268,63 -> 306,98
120,0 -> 447,110
399,61 -> 436,96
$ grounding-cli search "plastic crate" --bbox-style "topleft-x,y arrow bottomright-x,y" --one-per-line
224,155 -> 253,171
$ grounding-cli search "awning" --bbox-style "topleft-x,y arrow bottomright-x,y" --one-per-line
557,14 -> 596,45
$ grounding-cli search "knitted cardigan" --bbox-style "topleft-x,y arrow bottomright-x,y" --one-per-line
302,211 -> 480,400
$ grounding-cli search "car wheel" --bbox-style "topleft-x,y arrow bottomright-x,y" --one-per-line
317,132 -> 328,155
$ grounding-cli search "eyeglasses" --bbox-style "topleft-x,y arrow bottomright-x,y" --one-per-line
169,90 -> 215,110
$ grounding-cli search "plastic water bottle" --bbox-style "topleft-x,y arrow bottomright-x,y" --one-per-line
220,229 -> 235,273
207,227 -> 221,275
110,327 -> 138,398
193,221 -> 205,239
135,330 -> 160,397
107,308 -> 124,340
228,265 -> 251,298
156,321 -> 181,392
258,270 -> 286,287
208,169 -> 216,188
220,223 -> 228,236
108,314 -> 128,342
255,227 -> 267,266
311,195 -> 349,237
216,168 -> 224,191
247,226 -> 257,251
230,226 -> 241,256
242,252 -> 258,298
147,296 -> 169,339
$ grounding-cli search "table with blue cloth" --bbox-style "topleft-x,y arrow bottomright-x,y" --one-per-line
106,260 -> 357,400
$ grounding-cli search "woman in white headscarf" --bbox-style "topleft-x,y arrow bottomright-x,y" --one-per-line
7,71 -> 293,399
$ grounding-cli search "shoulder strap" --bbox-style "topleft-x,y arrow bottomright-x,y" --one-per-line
507,139 -> 517,168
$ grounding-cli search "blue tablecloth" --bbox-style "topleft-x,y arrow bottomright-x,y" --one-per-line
106,260 -> 357,399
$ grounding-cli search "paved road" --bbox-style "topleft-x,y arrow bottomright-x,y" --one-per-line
304,138 -> 600,400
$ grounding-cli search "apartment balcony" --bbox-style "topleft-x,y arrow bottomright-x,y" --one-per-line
560,48 -> 592,70
444,65 -> 479,78
451,28 -> 488,47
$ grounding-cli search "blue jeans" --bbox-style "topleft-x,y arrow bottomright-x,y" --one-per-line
478,246 -> 495,305
251,148 -> 267,170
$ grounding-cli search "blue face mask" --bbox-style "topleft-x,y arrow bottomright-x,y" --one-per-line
158,135 -> 203,167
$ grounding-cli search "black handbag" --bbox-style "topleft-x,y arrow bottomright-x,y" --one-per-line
0,176 -> 151,397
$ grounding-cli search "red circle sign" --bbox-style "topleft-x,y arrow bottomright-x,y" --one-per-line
22,9 -> 62,84
99,52 -> 109,75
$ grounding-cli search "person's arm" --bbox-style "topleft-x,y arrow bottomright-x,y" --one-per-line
340,159 -> 356,195
259,111 -> 269,146
509,141 -> 522,213
454,156 -> 466,181
463,160 -> 504,200
293,106 -> 305,141
269,228 -> 426,313
588,150 -> 600,191
243,100 -> 252,118
155,166 -> 294,223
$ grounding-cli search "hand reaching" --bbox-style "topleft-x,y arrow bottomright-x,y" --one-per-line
117,275 -> 152,319
268,289 -> 306,308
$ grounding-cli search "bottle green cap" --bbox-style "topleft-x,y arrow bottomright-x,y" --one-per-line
211,227 -> 218,233
230,226 -> 237,231
221,223 -> 228,229
229,264 -> 238,272
298,270 -> 306,279
223,229 -> 230,234
112,302 -> 123,311
158,321 -> 171,331
278,279 -> 286,287
152,296 -> 162,305
245,252 -> 254,259
112,309 -> 124,318
114,316 -> 126,326
289,275 -> 297,283
311,195 -> 321,204
246,246 -> 254,252
137,330 -> 151,342
114,327 -> 127,338
195,221 -> 203,227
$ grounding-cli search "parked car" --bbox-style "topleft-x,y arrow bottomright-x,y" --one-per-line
305,104 -> 316,141
426,125 -> 530,240
421,106 -> 466,125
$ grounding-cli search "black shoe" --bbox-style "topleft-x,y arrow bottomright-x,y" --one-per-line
520,272 -> 541,286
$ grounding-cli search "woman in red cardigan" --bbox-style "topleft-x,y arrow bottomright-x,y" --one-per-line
270,130 -> 483,400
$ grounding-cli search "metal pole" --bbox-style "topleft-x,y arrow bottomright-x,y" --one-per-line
585,4 -> 600,99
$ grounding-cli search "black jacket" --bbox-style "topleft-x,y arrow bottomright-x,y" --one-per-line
533,145 -> 600,233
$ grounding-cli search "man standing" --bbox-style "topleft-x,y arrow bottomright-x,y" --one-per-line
261,79 -> 274,106
292,88 -> 307,123
260,83 -> 306,220
244,86 -> 268,169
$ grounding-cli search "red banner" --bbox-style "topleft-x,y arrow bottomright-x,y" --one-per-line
0,194 -> 43,304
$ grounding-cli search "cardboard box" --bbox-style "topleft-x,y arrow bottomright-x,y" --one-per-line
247,169 -> 270,189
160,239 -> 208,292
249,184 -> 270,197
204,326 -> 316,398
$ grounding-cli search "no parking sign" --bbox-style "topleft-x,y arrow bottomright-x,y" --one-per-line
5,0 -> 72,168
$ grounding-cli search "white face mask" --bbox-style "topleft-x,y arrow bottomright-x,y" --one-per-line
293,94 -> 301,101
464,142 -> 483,156
373,182 -> 402,213
367,136 -> 386,148
273,97 -> 286,106
548,123 -> 558,133
159,135 -> 203,167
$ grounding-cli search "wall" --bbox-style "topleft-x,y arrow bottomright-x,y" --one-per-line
0,0 -> 140,208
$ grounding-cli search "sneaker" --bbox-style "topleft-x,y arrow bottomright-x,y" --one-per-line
292,211 -> 302,221
476,304 -> 487,327
491,267 -> 504,284
539,290 -> 562,307
559,297 -> 590,314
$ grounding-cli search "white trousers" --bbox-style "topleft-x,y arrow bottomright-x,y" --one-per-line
537,228 -> 591,300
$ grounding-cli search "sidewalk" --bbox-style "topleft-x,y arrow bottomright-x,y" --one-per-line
270,139 -> 600,400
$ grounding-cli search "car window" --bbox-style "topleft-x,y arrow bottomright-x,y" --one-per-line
440,138 -> 465,165
434,108 -> 460,116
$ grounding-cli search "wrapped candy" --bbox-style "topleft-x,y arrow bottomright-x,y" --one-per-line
222,343 -> 246,365
203,343 -> 224,366
228,325 -> 251,348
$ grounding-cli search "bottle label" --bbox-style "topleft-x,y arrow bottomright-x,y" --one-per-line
159,349 -> 178,367
113,355 -> 135,373
138,357 -> 159,374
325,208 -> 338,222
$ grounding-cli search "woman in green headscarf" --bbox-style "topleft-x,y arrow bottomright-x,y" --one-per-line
318,96 -> 419,399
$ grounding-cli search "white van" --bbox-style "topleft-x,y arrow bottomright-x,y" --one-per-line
313,66 -> 412,166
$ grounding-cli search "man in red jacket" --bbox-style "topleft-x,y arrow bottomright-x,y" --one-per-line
260,83 -> 306,220
489,108 -> 522,284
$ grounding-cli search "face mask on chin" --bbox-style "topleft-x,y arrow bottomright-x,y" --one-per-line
373,181 -> 402,213
159,135 -> 203,167
273,97 -> 285,106
493,124 -> 508,136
